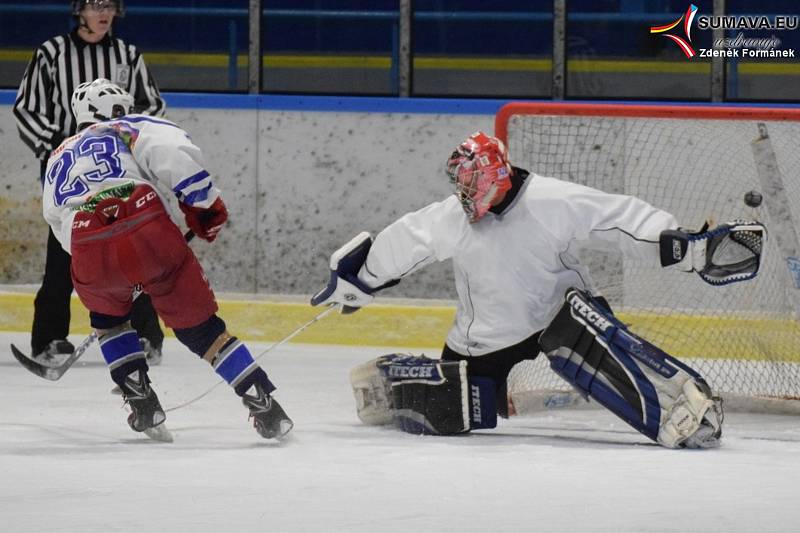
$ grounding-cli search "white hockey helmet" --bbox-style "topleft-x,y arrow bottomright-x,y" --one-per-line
71,78 -> 134,127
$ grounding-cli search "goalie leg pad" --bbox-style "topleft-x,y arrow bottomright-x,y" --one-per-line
349,354 -> 497,435
350,357 -> 394,426
539,289 -> 723,449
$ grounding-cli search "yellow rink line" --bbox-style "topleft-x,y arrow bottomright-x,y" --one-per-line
0,292 -> 454,349
1,292 -> 798,361
622,311 -> 800,362
2,49 -> 800,75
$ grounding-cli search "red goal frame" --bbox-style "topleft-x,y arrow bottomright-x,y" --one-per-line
495,102 -> 800,145
496,100 -> 800,414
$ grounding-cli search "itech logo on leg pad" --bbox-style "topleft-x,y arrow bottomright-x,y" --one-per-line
568,292 -> 613,333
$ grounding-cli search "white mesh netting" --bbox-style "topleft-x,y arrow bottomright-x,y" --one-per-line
500,106 -> 800,412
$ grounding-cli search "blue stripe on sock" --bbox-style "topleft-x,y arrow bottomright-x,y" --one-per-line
100,330 -> 142,365
215,343 -> 256,385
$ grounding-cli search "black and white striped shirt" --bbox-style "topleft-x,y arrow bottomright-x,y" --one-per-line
14,28 -> 165,160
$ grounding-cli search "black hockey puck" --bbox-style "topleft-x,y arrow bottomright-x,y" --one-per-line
744,190 -> 763,207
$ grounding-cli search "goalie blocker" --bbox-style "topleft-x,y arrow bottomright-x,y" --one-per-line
311,232 -> 398,314
539,288 -> 723,448
350,354 -> 497,435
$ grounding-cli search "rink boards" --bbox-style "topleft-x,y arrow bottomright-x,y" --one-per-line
0,291 -> 797,362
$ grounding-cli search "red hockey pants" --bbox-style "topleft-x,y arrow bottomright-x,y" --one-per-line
70,185 -> 218,329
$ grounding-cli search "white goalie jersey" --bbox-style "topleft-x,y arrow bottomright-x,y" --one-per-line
357,175 -> 680,356
42,115 -> 220,252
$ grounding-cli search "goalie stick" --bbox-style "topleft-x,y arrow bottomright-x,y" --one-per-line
10,231 -> 195,381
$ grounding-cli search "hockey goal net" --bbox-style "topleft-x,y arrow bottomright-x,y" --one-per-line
497,102 -> 800,414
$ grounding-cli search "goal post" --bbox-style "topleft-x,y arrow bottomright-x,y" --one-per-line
495,102 -> 800,414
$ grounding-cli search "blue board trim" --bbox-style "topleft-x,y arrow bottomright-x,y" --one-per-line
162,93 -> 512,114
3,89 -> 800,113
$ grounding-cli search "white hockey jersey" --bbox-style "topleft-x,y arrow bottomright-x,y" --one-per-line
357,175 -> 680,356
42,115 -> 220,252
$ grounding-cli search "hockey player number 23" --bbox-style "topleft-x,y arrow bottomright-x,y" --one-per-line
47,134 -> 126,206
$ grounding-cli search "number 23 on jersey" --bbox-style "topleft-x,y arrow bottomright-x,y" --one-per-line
47,133 -> 127,206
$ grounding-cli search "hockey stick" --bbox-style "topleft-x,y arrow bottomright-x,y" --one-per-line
10,230 -> 195,381
165,304 -> 339,412
11,331 -> 99,381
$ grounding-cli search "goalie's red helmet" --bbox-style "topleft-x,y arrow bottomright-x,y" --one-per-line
446,131 -> 512,223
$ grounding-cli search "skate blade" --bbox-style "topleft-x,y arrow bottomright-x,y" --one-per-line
144,423 -> 174,443
259,419 -> 294,440
277,419 -> 294,439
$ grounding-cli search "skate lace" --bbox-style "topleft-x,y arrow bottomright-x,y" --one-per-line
122,374 -> 151,407
244,391 -> 272,420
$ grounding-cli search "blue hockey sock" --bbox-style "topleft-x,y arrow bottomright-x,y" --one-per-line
173,316 -> 276,396
213,339 -> 276,397
99,327 -> 147,386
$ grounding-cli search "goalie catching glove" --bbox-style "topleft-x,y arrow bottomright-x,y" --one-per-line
660,220 -> 765,285
310,232 -> 398,314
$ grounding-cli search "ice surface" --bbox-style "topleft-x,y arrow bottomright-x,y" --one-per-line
1,332 -> 799,532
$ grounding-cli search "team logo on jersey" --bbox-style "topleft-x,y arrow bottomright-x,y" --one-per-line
110,122 -> 140,150
76,182 -> 135,213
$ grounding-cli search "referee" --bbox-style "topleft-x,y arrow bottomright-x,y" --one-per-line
13,0 -> 166,363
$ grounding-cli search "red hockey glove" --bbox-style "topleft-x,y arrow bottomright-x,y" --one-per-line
179,197 -> 228,242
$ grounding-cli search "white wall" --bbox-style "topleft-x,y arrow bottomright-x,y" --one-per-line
0,105 -> 493,298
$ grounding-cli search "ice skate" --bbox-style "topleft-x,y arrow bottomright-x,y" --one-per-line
120,369 -> 166,433
242,383 -> 293,439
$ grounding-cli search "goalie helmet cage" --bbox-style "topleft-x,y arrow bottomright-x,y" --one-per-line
496,102 -> 800,415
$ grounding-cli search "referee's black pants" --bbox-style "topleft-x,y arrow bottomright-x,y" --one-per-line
31,164 -> 164,355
